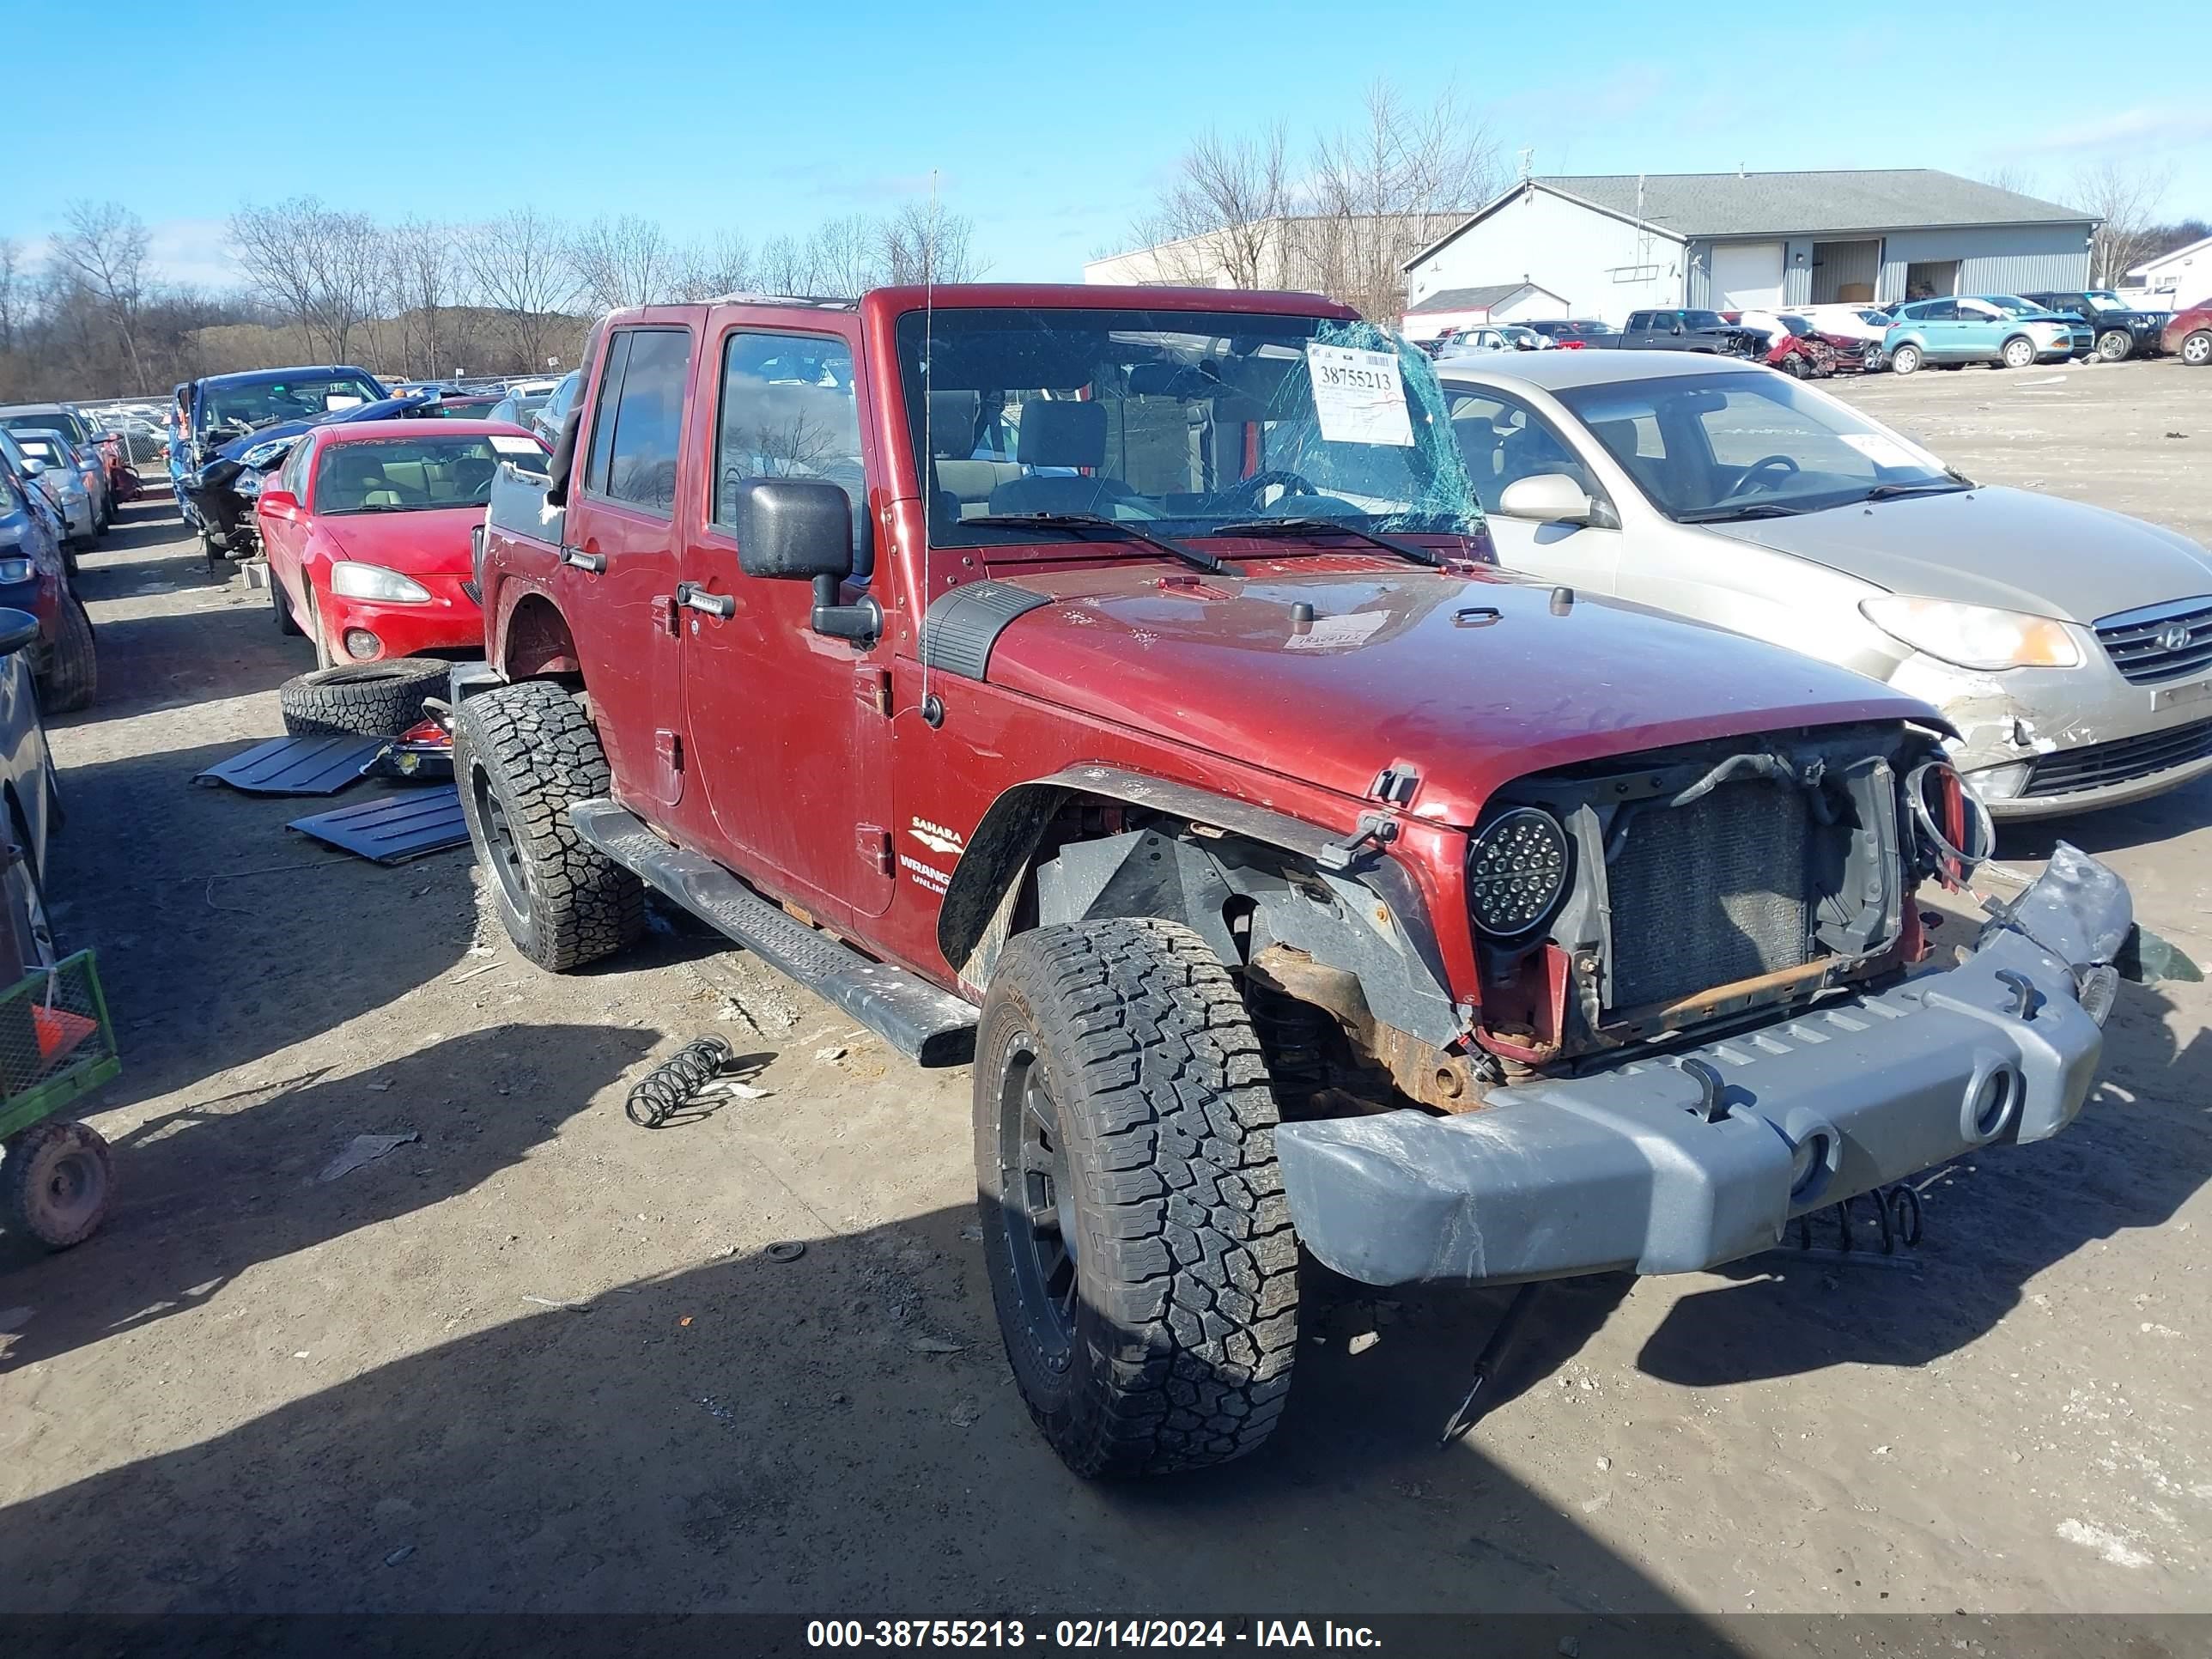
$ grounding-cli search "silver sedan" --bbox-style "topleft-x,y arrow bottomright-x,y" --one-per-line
1438,350 -> 2212,819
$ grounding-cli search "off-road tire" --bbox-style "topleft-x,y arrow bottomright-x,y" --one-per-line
1,1119 -> 114,1250
2094,329 -> 2133,362
278,658 -> 449,738
35,596 -> 97,714
2001,335 -> 2038,369
453,678 -> 645,973
2183,331 -> 2212,368
1890,343 -> 1923,374
975,918 -> 1299,1478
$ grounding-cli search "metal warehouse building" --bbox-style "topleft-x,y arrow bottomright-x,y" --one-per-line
1403,170 -> 2098,326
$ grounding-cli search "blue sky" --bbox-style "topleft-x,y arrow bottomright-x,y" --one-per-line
8,0 -> 2207,289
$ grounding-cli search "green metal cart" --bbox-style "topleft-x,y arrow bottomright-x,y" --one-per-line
0,949 -> 120,1249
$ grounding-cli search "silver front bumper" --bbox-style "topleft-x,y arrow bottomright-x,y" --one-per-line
1277,846 -> 2130,1287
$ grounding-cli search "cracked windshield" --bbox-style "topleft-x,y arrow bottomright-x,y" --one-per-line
895,307 -> 1480,547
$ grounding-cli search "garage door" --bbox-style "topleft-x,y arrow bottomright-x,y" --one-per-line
1711,241 -> 1784,308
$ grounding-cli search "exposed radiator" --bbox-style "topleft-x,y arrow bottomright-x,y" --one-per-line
1606,780 -> 1813,1011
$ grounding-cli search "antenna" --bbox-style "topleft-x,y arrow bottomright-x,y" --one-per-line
917,168 -> 945,730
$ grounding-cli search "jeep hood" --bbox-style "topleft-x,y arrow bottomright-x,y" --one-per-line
1704,485 -> 2212,622
976,564 -> 1935,824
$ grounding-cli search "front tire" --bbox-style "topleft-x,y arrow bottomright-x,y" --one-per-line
975,918 -> 1300,1478
2095,329 -> 2133,362
453,679 -> 645,973
1,1120 -> 114,1249
1890,343 -> 1923,374
270,565 -> 301,635
2001,335 -> 2037,369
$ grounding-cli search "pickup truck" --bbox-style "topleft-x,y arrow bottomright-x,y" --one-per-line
457,282 -> 2142,1478
1614,307 -> 1762,356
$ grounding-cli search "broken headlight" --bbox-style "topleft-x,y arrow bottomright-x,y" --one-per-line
1467,807 -> 1570,939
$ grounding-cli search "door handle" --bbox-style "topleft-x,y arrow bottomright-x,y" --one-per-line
560,545 -> 606,574
674,580 -> 734,620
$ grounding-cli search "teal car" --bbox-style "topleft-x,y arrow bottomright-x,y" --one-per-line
1882,295 -> 2094,374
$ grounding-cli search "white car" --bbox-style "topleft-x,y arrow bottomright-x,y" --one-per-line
1435,325 -> 1553,359
1440,349 -> 2212,819
1793,304 -> 1894,344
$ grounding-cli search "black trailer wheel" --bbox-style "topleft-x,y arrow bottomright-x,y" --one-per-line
452,678 -> 645,973
34,595 -> 97,714
1,1119 -> 114,1250
278,659 -> 450,738
2094,329 -> 2133,362
975,918 -> 1300,1478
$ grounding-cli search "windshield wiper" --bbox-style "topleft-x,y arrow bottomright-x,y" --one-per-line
1863,480 -> 1972,501
1205,516 -> 1439,568
963,513 -> 1224,574
1680,501 -> 1808,523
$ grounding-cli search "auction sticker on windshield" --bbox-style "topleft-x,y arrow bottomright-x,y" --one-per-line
1306,343 -> 1413,447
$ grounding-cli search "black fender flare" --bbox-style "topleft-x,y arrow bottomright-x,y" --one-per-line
938,765 -> 1458,1041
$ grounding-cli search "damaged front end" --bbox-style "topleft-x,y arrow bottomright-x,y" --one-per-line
1276,842 -> 2147,1286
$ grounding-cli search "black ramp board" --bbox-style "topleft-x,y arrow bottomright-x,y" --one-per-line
194,735 -> 386,797
288,787 -> 469,864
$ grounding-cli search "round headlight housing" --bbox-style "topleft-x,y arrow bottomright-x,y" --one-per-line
1467,807 -> 1571,939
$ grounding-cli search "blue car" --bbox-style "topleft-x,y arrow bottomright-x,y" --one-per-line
176,366 -> 389,556
1882,295 -> 2094,374
0,459 -> 95,712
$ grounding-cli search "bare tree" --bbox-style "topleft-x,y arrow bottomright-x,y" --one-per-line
459,208 -> 578,371
806,215 -> 882,299
674,230 -> 756,301
0,236 -> 25,353
230,196 -> 385,362
876,201 -> 982,286
568,214 -> 678,311
386,217 -> 457,377
1978,165 -> 2044,198
2071,160 -> 2177,286
1126,124 -> 1295,287
753,234 -> 816,296
1300,83 -> 1504,320
50,201 -> 153,390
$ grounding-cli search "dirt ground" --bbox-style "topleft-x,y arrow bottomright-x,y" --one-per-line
2,359 -> 2208,1634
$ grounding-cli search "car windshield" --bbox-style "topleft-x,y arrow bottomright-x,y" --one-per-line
312,434 -> 514,514
1683,311 -> 1728,330
201,375 -> 383,435
1552,369 -> 1959,522
3,411 -> 87,444
2081,291 -> 2128,313
895,307 -> 1480,548
1777,315 -> 1811,336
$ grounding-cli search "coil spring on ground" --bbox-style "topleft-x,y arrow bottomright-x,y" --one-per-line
625,1036 -> 736,1128
1795,1182 -> 1923,1255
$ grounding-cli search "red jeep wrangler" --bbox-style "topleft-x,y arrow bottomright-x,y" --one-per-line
458,283 -> 2137,1478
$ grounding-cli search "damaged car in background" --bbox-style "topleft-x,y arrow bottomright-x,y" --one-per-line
453,282 -> 2187,1477
1444,349 -> 2212,818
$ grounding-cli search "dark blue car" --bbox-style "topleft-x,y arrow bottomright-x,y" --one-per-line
178,366 -> 388,556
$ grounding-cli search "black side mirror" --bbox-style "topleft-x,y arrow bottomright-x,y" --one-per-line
729,477 -> 879,643
0,607 -> 40,658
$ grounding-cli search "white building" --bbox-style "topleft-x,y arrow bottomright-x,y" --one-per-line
1402,171 -> 2099,327
2123,233 -> 2212,313
1397,282 -> 1569,342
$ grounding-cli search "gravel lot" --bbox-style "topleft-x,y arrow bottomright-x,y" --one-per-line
3,358 -> 2207,1635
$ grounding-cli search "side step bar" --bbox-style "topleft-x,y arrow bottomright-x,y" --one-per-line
570,799 -> 978,1066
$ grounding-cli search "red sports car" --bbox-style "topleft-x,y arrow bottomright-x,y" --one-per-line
257,420 -> 547,667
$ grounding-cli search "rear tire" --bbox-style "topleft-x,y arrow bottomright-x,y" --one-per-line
2001,335 -> 2037,369
453,679 -> 645,973
1890,343 -> 1923,374
278,658 -> 449,738
270,566 -> 301,635
2183,331 -> 2212,368
975,918 -> 1300,1478
2095,329 -> 2133,362
34,596 -> 97,714
1,1120 -> 113,1250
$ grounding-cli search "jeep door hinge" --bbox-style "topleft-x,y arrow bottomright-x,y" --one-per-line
655,729 -> 684,774
858,824 -> 893,876
857,665 -> 892,719
1368,763 -> 1419,805
1316,811 -> 1400,872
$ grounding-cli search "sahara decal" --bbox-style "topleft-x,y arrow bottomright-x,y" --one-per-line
909,817 -> 965,858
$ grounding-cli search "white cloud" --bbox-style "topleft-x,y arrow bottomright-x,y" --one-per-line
143,217 -> 240,290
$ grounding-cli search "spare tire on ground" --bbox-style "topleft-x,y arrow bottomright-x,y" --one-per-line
279,659 -> 451,738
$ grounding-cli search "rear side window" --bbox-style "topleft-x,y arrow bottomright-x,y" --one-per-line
587,329 -> 692,515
